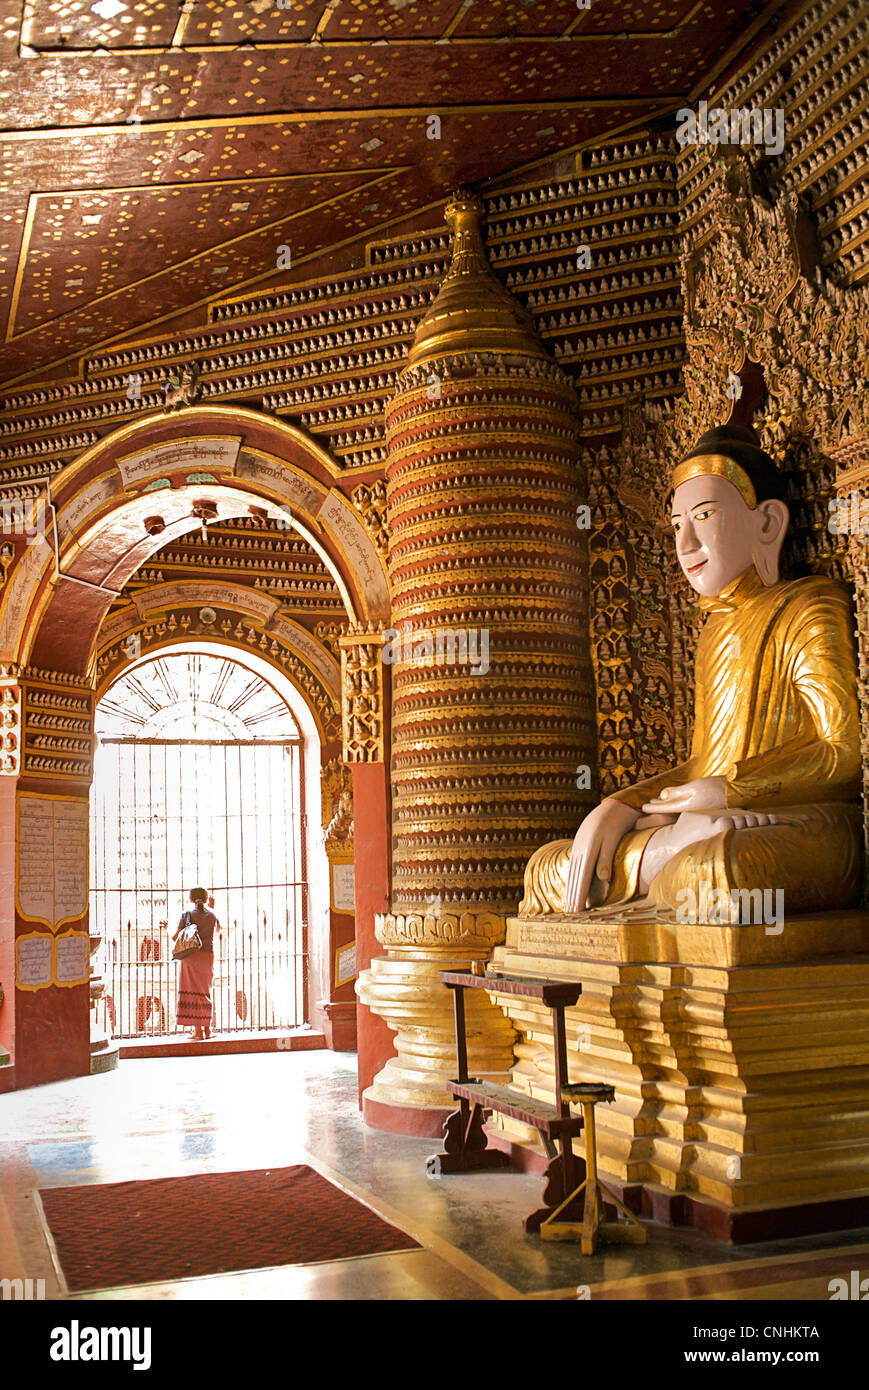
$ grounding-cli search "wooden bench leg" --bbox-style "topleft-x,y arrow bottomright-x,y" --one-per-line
426,1096 -> 511,1176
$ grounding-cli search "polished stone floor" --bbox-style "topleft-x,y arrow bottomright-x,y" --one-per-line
1,1050 -> 867,1301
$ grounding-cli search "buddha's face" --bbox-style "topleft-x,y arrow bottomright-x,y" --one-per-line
671,474 -> 772,596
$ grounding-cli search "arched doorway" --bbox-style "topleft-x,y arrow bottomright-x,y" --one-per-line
92,648 -> 315,1041
0,407 -> 391,1089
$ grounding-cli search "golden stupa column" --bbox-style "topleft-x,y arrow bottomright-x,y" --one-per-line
357,192 -> 597,1134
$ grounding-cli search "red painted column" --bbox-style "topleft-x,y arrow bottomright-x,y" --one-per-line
351,760 -> 394,1101
0,667 -> 95,1091
312,742 -> 360,1052
8,778 -> 91,1090
0,776 -> 16,1083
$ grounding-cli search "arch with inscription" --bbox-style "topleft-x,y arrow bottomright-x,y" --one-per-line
0,406 -> 388,675
0,408 -> 383,1087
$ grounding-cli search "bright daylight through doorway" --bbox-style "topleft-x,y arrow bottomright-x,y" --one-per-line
89,651 -> 307,1040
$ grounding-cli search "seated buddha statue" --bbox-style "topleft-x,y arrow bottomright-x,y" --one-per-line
521,425 -> 863,920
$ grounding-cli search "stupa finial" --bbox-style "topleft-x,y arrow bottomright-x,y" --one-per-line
405,189 -> 544,369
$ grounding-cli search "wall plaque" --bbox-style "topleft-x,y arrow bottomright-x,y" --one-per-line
331,861 -> 356,913
335,940 -> 357,987
55,931 -> 90,987
17,795 -> 89,930
15,933 -> 53,990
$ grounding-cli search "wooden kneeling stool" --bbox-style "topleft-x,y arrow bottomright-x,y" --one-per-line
427,969 -> 586,1234
540,1081 -> 648,1254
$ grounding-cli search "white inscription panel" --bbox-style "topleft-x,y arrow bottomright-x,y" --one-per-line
332,861 -> 356,913
16,934 -> 53,989
137,581 -> 278,624
271,618 -> 340,695
98,605 -> 139,649
116,436 -> 241,489
335,940 -> 357,985
0,540 -> 50,660
237,451 -> 326,518
319,491 -> 389,617
56,473 -> 123,545
55,931 -> 90,986
18,796 -> 89,929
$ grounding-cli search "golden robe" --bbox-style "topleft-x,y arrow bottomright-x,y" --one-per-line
521,566 -> 863,916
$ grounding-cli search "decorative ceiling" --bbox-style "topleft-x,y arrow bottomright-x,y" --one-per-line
0,0 -> 789,387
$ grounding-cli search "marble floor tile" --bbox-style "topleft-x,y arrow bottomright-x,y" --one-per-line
2,1051 -> 867,1302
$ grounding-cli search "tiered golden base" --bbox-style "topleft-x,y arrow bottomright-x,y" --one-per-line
486,909 -> 869,1221
357,946 -> 517,1112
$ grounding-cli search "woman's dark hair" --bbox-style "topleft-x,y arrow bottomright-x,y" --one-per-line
189,887 -> 208,904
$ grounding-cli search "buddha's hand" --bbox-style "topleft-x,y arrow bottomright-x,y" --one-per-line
641,775 -> 728,814
564,797 -> 641,913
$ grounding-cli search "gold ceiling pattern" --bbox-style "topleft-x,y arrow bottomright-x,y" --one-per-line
9,171 -> 380,338
20,0 -> 717,51
128,517 -> 345,612
0,0 -> 784,385
23,0 -> 174,49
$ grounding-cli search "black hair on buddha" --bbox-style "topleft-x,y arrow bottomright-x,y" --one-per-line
681,424 -> 789,504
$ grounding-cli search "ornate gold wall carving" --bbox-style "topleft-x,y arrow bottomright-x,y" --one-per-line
0,665 -> 22,776
350,479 -> 389,558
0,665 -> 96,782
323,767 -> 354,857
605,152 -> 866,786
618,158 -> 868,516
339,625 -> 385,763
320,754 -> 352,835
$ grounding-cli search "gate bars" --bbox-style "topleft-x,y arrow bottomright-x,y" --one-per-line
90,736 -> 308,1037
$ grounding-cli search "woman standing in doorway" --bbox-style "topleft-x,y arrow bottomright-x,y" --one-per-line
173,888 -> 220,1041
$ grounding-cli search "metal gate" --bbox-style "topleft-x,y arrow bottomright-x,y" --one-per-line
90,736 -> 307,1038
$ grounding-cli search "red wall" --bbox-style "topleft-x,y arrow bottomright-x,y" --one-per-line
0,779 -> 16,1067
1,778 -> 91,1089
351,761 -> 395,1099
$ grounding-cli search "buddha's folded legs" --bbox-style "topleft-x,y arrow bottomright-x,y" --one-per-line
519,803 -> 863,918
646,802 -> 863,917
519,838 -> 573,916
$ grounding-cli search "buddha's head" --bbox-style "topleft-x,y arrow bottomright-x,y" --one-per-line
669,425 -> 790,597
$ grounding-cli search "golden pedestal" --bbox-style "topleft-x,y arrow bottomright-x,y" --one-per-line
486,908 -> 869,1239
356,909 -> 518,1129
